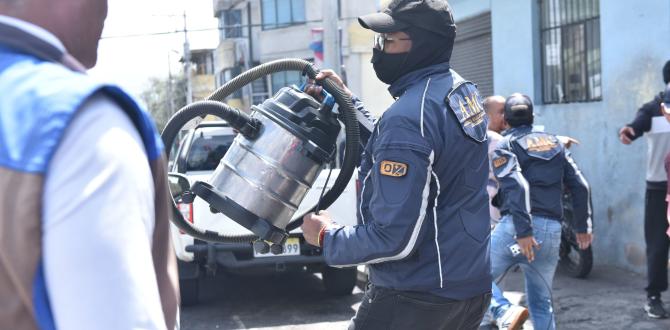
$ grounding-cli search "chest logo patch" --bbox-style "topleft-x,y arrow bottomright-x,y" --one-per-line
380,160 -> 408,177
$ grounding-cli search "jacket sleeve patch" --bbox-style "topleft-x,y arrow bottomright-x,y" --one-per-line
491,149 -> 518,178
492,156 -> 508,168
380,160 -> 408,177
446,82 -> 488,143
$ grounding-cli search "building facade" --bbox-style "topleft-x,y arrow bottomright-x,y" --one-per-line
189,49 -> 217,102
448,0 -> 670,273
211,0 -> 393,114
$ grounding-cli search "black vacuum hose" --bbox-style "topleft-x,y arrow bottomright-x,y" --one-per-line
161,58 -> 359,243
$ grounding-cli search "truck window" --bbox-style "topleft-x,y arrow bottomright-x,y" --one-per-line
186,133 -> 235,171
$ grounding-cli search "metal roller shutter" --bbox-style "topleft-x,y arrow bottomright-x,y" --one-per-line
451,12 -> 494,97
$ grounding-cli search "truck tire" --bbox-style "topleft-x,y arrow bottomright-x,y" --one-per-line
322,266 -> 357,296
179,278 -> 200,306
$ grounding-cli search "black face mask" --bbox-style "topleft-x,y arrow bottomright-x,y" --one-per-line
371,48 -> 409,85
371,27 -> 454,86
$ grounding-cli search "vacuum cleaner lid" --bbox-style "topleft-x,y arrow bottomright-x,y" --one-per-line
255,86 -> 341,162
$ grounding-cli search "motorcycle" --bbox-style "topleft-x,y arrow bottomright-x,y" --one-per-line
558,189 -> 593,278
556,136 -> 593,278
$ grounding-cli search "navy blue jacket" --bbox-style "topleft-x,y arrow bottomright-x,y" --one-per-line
323,62 -> 492,300
491,126 -> 592,237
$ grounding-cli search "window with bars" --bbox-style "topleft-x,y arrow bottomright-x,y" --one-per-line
219,9 -> 243,39
540,0 -> 601,104
261,0 -> 306,30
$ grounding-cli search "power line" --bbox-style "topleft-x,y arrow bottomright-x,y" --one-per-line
100,16 -> 360,40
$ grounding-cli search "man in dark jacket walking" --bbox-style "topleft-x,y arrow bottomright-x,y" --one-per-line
491,94 -> 592,330
619,60 -> 670,319
301,1 -> 492,329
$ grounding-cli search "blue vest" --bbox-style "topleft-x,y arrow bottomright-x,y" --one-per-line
0,46 -> 167,329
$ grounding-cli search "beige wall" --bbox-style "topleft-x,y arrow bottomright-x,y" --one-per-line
192,74 -> 215,101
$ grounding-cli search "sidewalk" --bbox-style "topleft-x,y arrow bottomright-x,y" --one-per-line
481,265 -> 670,329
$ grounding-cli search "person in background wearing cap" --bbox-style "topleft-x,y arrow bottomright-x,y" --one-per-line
483,95 -> 577,330
490,93 -> 592,330
618,60 -> 670,319
481,96 -> 530,330
302,1 -> 492,328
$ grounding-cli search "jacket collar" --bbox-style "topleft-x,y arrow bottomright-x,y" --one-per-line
0,15 -> 86,72
0,15 -> 65,52
502,125 -> 533,137
388,62 -> 451,98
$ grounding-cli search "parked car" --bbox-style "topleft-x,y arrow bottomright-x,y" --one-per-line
168,121 -> 359,305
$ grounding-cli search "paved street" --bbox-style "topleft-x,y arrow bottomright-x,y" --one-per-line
180,272 -> 362,329
490,265 -> 670,330
181,266 -> 670,330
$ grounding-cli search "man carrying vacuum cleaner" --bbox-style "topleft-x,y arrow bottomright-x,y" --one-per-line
302,1 -> 492,329
0,0 -> 178,329
489,93 -> 593,330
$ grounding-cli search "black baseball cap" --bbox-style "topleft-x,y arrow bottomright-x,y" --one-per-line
504,93 -> 534,127
358,0 -> 456,38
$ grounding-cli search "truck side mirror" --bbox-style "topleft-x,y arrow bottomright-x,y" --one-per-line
168,172 -> 191,199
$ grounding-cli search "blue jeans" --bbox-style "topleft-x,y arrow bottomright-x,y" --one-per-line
489,282 -> 510,319
488,215 -> 562,330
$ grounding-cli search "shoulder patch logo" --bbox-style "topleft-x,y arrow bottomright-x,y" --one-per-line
380,160 -> 408,177
525,136 -> 557,152
493,156 -> 508,168
446,82 -> 488,143
458,94 -> 486,127
516,132 -> 562,160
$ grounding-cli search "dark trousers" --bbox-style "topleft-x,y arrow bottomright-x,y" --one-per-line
349,284 -> 491,330
645,188 -> 670,297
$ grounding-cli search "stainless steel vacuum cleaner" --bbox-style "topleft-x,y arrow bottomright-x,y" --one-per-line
161,59 -> 359,254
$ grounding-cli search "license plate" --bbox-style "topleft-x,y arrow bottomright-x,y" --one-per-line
253,237 -> 300,258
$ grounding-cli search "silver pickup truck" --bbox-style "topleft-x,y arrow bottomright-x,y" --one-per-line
169,121 -> 358,305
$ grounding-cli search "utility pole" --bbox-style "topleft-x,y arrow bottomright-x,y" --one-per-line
322,0 -> 341,76
167,52 -> 174,115
183,11 -> 193,104
246,1 -> 254,108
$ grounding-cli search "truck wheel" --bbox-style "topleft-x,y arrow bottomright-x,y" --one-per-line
322,266 -> 357,296
179,278 -> 199,306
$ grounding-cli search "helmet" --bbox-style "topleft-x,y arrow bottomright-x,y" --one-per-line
504,93 -> 534,127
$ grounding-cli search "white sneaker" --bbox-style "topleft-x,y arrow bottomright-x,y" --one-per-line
496,305 -> 529,330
